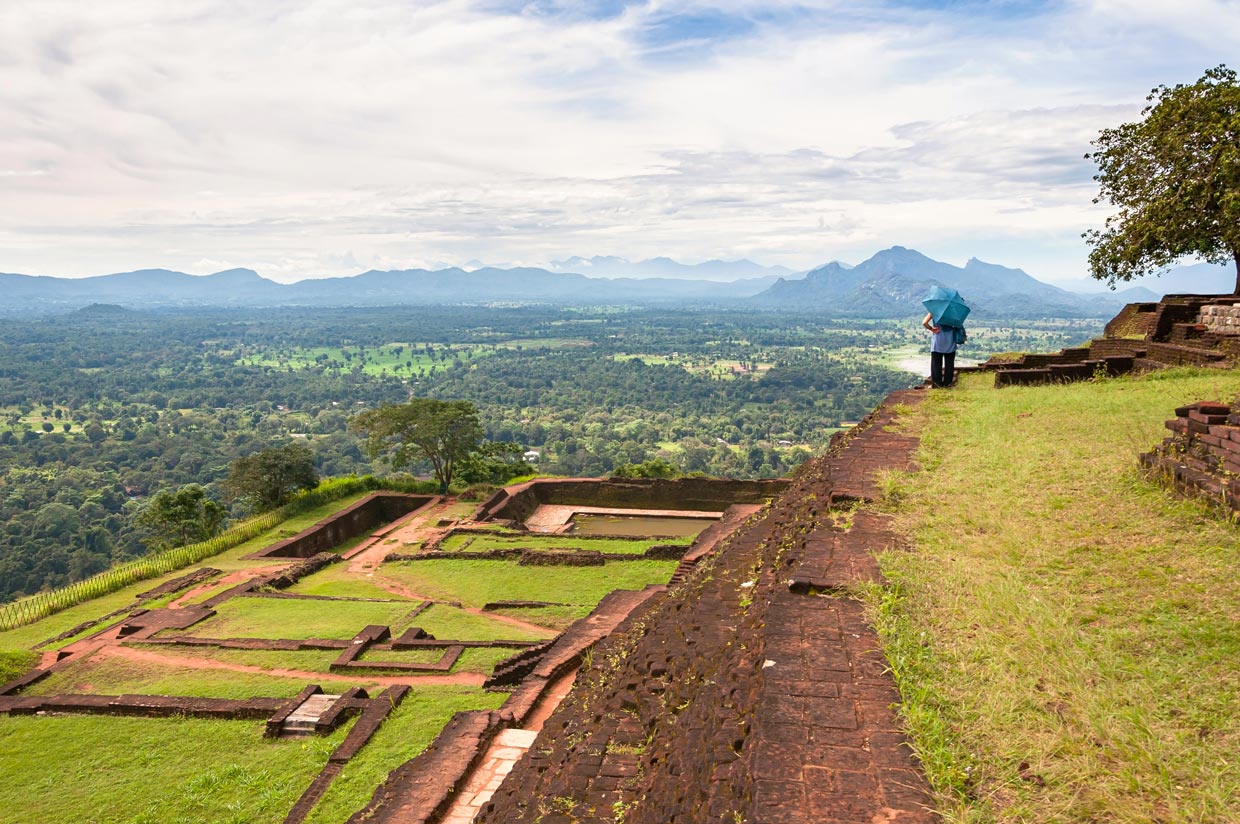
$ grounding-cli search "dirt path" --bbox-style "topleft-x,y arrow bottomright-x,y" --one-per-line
348,498 -> 454,575
101,644 -> 487,687
169,564 -> 292,609
38,624 -> 128,670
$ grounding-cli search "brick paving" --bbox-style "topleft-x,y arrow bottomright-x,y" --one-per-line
475,388 -> 937,824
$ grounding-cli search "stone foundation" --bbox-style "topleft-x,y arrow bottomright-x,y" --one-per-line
1140,400 -> 1240,518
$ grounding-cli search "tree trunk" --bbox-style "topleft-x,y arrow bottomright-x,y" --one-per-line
1234,249 -> 1240,295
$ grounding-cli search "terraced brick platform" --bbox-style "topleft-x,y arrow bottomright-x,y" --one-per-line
471,388 -> 937,824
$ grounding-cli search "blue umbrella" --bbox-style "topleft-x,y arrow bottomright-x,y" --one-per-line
923,286 -> 970,327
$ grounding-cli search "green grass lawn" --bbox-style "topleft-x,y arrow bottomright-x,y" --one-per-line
440,500 -> 484,520
873,368 -> 1240,823
188,596 -> 424,640
283,564 -> 418,600
0,714 -> 346,824
355,645 -> 514,674
0,650 -> 38,683
382,558 -> 677,609
23,649 -> 370,699
414,603 -> 553,642
126,644 -> 343,673
303,686 -> 508,824
485,603 -> 593,631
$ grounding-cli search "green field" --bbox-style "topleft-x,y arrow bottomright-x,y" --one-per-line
0,714 -> 346,824
283,564 -> 414,600
234,338 -> 594,378
383,558 -> 677,608
875,367 -> 1240,823
414,603 -> 554,642
186,596 -> 423,640
612,353 -> 774,379
484,603 -> 593,631
0,477 -> 708,822
24,649 -> 373,699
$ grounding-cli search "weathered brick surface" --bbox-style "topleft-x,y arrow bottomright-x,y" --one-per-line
474,389 -> 936,824
987,296 -> 1240,387
0,692 -> 287,719
1141,399 -> 1240,518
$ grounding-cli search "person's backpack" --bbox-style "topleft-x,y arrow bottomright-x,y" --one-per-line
952,326 -> 967,345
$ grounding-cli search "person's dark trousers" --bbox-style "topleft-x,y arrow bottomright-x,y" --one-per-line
930,351 -> 956,387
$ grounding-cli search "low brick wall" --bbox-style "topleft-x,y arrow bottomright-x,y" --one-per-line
248,493 -> 435,559
478,477 -> 787,524
0,692 -> 288,719
1140,400 -> 1240,518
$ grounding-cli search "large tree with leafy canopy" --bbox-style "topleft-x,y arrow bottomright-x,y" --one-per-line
133,484 -> 225,551
350,399 -> 485,492
224,441 -> 319,512
1084,65 -> 1240,293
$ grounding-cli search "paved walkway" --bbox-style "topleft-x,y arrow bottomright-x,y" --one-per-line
441,671 -> 578,824
346,498 -> 454,572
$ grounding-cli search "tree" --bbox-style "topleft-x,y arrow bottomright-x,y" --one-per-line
1085,65 -> 1240,292
613,458 -> 679,479
457,440 -> 530,485
350,399 -> 484,492
132,485 -> 225,551
224,441 -> 319,511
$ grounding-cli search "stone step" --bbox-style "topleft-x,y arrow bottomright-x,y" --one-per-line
281,693 -> 341,736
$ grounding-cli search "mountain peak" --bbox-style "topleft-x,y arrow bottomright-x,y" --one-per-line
755,246 -> 1126,318
208,267 -> 265,282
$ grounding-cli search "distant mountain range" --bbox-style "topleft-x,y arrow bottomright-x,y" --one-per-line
753,247 -> 1167,318
1051,261 -> 1236,297
1,249 -> 1231,317
546,255 -> 796,281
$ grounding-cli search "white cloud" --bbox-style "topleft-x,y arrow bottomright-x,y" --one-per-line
1,0 -> 1237,280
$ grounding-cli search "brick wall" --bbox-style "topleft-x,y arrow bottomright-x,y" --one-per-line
479,478 -> 787,523
1140,400 -> 1240,517
1197,303 -> 1240,332
249,493 -> 434,559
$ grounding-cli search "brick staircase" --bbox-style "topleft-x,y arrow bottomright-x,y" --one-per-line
984,295 -> 1240,387
281,693 -> 342,736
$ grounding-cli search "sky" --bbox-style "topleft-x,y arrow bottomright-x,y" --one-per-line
2,0 -> 1238,285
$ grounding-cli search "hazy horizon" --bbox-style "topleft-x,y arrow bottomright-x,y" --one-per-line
3,2 -> 1239,284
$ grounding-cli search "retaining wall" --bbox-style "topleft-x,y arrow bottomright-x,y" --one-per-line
477,477 -> 786,524
1140,399 -> 1240,518
248,493 -> 435,559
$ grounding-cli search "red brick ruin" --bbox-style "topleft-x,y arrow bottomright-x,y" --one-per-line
981,295 -> 1240,386
7,294 -> 1237,824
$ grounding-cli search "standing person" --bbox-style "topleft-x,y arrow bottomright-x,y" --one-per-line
922,312 -> 960,387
